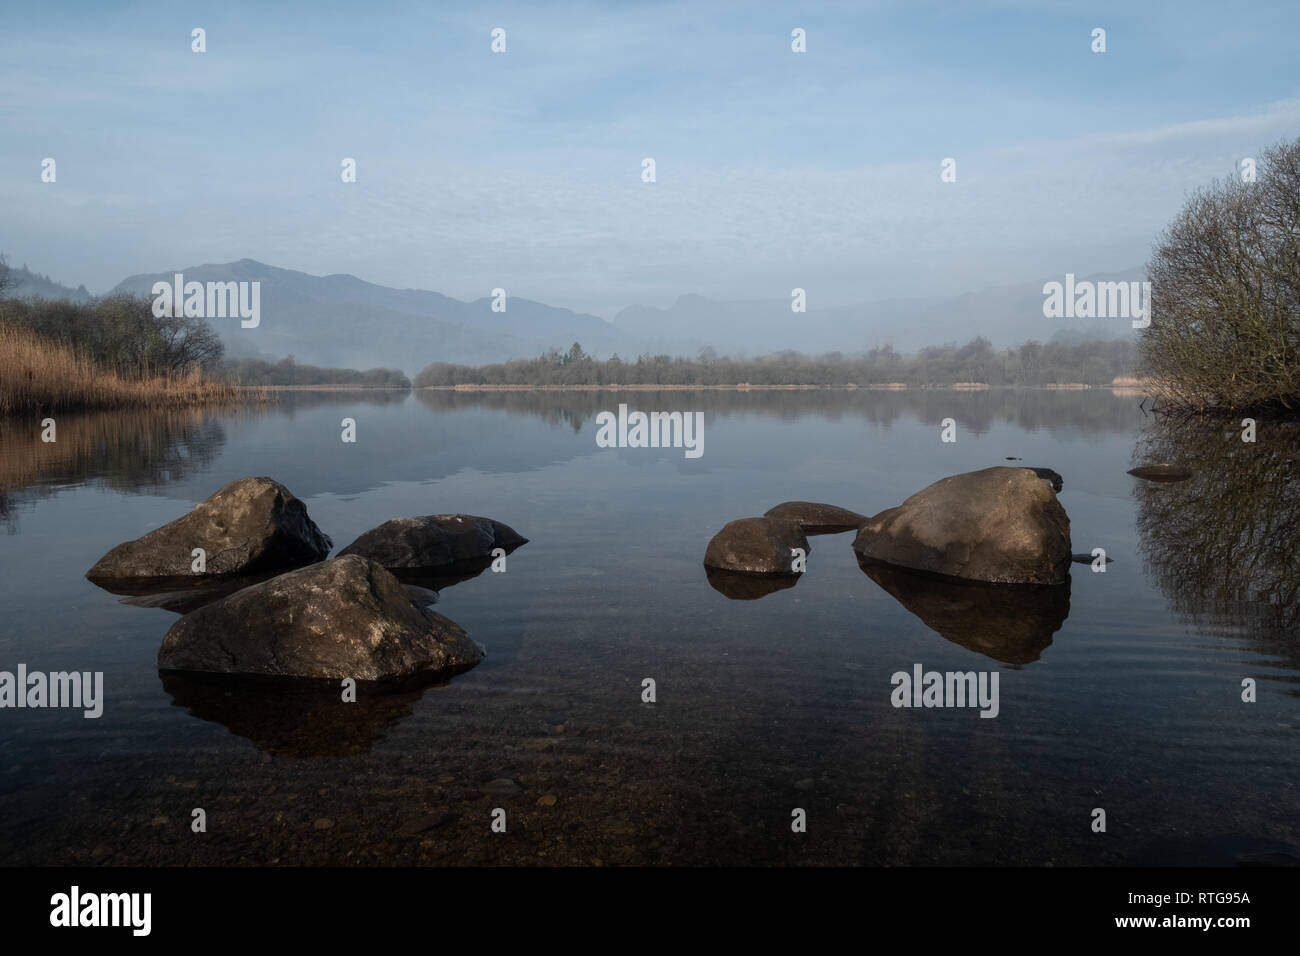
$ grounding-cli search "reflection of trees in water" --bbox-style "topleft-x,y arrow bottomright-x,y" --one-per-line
415,387 -> 1139,435
0,408 -> 228,530
270,388 -> 410,420
1134,417 -> 1300,674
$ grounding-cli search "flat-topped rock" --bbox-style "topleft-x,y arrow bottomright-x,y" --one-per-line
157,555 -> 482,681
338,514 -> 527,573
763,501 -> 867,534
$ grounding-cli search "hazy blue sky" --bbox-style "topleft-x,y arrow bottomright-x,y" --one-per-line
2,0 -> 1298,317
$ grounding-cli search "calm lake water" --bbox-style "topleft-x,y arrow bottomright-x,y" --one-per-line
0,389 -> 1296,866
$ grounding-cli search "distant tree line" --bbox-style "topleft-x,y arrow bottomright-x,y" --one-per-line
0,268 -> 409,387
218,356 -> 410,387
415,337 -> 1137,387
0,294 -> 224,376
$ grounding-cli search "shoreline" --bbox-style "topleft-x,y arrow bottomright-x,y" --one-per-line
412,382 -> 1153,393
241,384 -> 411,391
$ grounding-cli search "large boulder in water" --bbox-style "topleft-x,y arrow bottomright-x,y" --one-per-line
763,501 -> 867,534
87,477 -> 331,584
157,555 -> 483,681
703,517 -> 809,575
852,466 -> 1071,585
338,514 -> 527,574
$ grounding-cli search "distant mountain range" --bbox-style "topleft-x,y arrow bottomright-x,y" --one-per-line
612,266 -> 1147,356
107,259 -> 636,371
4,258 -> 1145,373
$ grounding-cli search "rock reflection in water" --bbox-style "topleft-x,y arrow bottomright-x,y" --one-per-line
159,671 -> 442,757
704,566 -> 800,600
857,557 -> 1070,665
111,572 -> 284,614
114,575 -> 439,614
387,559 -> 494,593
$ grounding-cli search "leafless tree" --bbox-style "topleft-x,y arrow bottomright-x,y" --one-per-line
1143,135 -> 1300,410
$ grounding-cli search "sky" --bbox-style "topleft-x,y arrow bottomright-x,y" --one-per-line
1,0 -> 1298,318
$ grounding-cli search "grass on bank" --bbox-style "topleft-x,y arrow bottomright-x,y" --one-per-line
0,322 -> 253,415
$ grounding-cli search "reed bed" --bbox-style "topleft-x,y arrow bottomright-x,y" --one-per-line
0,322 -> 260,414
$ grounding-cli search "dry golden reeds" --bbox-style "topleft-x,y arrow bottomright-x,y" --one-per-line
0,321 -> 259,414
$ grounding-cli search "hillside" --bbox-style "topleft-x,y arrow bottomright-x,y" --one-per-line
110,259 -> 637,372
613,267 -> 1147,356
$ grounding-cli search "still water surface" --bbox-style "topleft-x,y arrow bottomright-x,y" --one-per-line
0,389 -> 1296,865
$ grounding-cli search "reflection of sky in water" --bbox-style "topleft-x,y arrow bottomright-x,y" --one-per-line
0,390 -> 1295,865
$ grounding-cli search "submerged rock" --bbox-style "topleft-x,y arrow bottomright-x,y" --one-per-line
1128,463 -> 1194,482
852,466 -> 1071,585
87,477 -> 331,583
763,501 -> 867,534
157,555 -> 482,681
703,517 -> 810,575
338,514 -> 527,573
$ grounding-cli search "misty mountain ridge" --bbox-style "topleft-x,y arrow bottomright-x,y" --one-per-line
109,259 -> 637,372
6,257 -> 1146,373
2,264 -> 93,303
613,266 -> 1147,357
